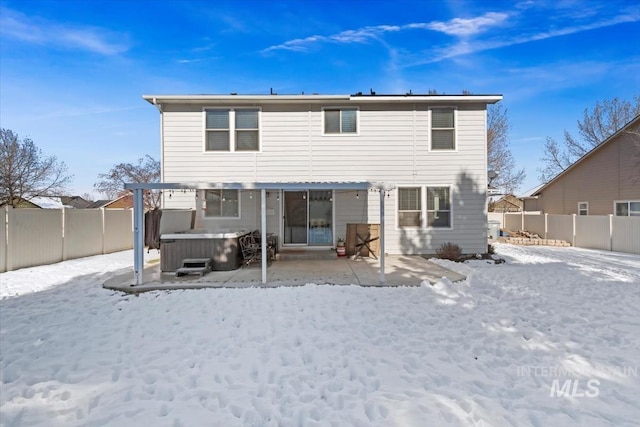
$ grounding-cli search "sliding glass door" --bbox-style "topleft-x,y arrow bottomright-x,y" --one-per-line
308,191 -> 332,246
283,190 -> 333,246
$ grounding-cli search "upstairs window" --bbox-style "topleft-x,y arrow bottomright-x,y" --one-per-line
578,202 -> 589,215
324,109 -> 357,134
206,109 -> 230,151
431,108 -> 455,150
205,190 -> 239,218
205,109 -> 260,152
235,109 -> 259,151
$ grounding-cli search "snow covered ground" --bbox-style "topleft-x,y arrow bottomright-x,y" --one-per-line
1,244 -> 639,427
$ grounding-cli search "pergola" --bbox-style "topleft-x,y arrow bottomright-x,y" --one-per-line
124,181 -> 393,286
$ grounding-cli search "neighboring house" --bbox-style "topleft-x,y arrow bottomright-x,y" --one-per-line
27,196 -> 64,209
86,199 -> 113,209
101,194 -> 133,209
144,92 -> 502,254
489,194 -> 523,212
60,196 -> 93,209
523,115 -> 640,216
0,198 -> 41,208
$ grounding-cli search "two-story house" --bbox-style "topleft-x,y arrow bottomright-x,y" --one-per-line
139,92 -> 501,265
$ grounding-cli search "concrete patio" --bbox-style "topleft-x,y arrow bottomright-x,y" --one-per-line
103,255 -> 466,293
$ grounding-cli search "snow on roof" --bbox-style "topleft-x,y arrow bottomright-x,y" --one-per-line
29,196 -> 64,209
518,184 -> 545,198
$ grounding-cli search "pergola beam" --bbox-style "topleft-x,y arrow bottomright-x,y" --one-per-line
124,181 -> 371,191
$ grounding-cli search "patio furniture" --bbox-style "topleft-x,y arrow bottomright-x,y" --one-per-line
239,232 -> 275,266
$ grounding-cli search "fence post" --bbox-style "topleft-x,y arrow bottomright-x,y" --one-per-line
6,206 -> 12,271
2,206 -> 8,272
101,207 -> 106,254
544,213 -> 548,239
62,207 -> 67,261
572,214 -> 576,247
521,211 -> 525,231
608,214 -> 613,251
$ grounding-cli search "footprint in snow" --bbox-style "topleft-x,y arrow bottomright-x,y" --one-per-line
229,404 -> 243,418
159,404 -> 169,417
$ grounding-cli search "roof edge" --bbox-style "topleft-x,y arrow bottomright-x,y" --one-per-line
142,94 -> 503,105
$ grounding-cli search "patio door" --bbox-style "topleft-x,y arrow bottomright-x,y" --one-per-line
283,190 -> 333,246
284,191 -> 308,244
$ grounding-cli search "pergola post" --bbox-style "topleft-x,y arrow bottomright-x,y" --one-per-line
133,188 -> 145,286
261,188 -> 267,284
379,189 -> 386,284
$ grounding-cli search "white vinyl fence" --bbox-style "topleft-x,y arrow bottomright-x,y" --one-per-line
504,212 -> 640,255
0,206 -> 133,273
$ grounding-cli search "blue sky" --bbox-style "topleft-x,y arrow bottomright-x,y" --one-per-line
1,0 -> 639,197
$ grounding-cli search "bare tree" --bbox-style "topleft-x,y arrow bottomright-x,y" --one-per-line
94,155 -> 161,209
539,95 -> 640,182
80,192 -> 95,202
487,104 -> 526,194
0,129 -> 72,207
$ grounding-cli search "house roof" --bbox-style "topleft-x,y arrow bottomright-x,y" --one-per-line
143,93 -> 503,106
102,193 -> 133,208
519,183 -> 545,199
86,199 -> 112,208
60,196 -> 93,209
29,196 -> 64,209
530,114 -> 640,197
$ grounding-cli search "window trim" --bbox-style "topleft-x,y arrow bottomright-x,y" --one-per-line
203,107 -> 262,153
614,200 -> 640,216
396,185 -> 453,230
322,107 -> 359,136
428,107 -> 458,152
578,201 -> 589,216
202,189 -> 242,219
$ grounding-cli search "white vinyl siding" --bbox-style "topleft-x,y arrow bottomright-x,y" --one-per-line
162,102 -> 489,254
578,202 -> 589,215
205,189 -> 240,218
431,108 -> 455,150
324,108 -> 357,134
205,108 -> 260,152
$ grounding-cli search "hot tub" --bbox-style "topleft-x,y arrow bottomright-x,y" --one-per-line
160,229 -> 249,272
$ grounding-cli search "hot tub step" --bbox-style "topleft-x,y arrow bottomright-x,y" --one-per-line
175,258 -> 212,277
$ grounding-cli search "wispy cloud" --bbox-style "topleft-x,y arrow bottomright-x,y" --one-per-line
422,12 -> 509,36
413,8 -> 640,65
262,24 -> 402,53
263,12 -> 508,53
263,4 -> 639,68
0,7 -> 129,55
